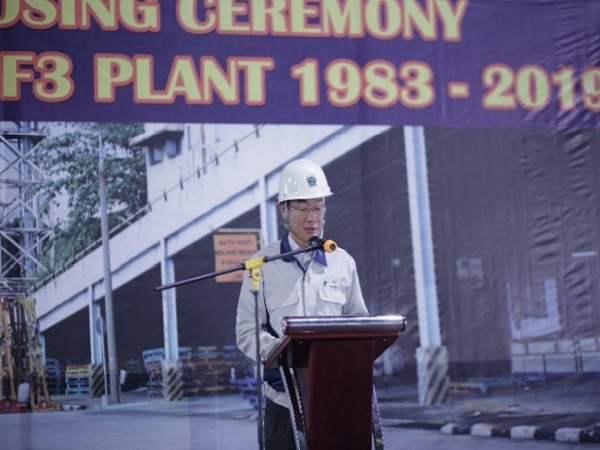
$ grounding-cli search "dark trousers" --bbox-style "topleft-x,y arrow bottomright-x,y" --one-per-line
264,398 -> 296,450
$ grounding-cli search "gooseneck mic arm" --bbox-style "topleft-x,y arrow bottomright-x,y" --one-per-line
153,237 -> 337,292
154,261 -> 245,292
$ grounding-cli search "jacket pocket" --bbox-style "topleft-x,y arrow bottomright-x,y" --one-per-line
268,290 -> 300,311
319,288 -> 346,306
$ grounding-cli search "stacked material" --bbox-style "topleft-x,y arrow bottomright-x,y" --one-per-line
45,358 -> 63,395
65,365 -> 90,396
142,345 -> 253,399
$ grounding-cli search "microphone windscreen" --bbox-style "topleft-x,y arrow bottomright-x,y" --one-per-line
322,239 -> 337,253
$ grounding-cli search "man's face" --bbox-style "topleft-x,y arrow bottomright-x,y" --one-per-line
280,198 -> 326,247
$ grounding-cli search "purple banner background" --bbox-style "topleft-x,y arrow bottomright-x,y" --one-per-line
1,0 -> 599,128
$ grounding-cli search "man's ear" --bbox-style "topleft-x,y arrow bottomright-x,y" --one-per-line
278,202 -> 287,216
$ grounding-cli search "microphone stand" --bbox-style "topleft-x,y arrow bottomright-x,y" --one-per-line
154,242 -> 325,292
154,241 -> 327,450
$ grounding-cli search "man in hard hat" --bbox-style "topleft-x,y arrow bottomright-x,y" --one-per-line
236,158 -> 369,450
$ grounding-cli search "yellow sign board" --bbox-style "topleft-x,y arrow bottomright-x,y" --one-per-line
213,230 -> 261,283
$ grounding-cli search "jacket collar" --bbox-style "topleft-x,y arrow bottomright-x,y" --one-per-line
280,233 -> 328,266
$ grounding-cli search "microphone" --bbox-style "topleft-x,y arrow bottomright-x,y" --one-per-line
308,236 -> 337,253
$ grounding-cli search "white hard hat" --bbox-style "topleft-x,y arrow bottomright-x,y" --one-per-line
277,159 -> 333,204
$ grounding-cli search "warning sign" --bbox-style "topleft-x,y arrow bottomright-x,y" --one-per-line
213,230 -> 261,283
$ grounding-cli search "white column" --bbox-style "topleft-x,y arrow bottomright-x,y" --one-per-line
259,176 -> 279,245
404,125 -> 449,405
160,239 -> 179,361
88,286 -> 103,365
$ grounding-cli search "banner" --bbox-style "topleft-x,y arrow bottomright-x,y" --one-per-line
1,0 -> 599,128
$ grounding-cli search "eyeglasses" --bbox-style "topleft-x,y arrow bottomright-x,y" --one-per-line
289,203 -> 326,217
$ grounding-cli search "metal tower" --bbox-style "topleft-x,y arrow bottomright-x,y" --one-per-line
0,121 -> 50,296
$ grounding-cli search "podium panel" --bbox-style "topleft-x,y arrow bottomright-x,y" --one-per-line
263,315 -> 407,450
305,340 -> 374,449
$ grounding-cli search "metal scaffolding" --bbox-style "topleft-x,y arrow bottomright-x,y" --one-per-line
0,121 -> 51,296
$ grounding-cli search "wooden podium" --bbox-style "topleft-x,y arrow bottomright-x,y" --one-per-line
262,315 -> 407,450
